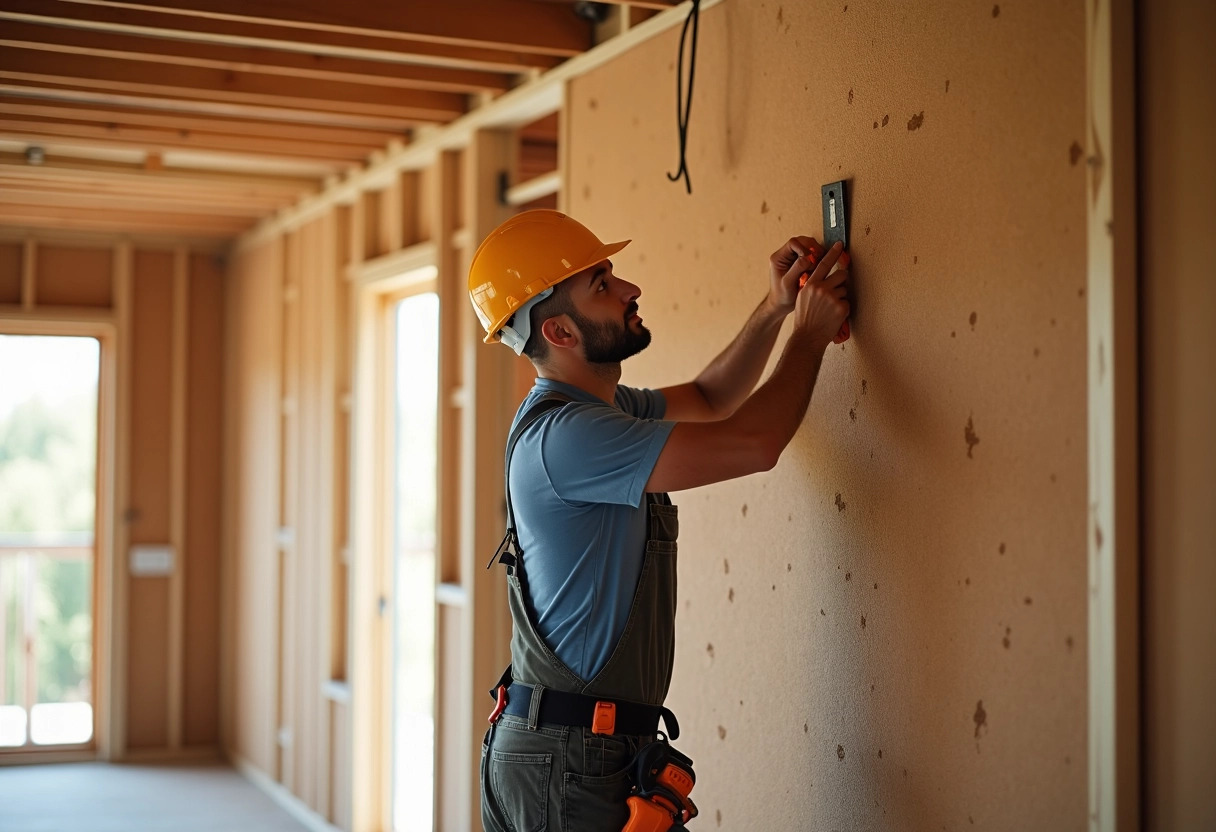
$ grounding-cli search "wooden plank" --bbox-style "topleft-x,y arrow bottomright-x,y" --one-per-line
0,99 -> 403,149
183,253 -> 223,747
1086,0 -> 1140,830
0,120 -> 369,165
432,149 -> 463,831
0,52 -> 468,121
0,1 -> 565,73
0,187 -> 277,217
0,21 -> 514,94
0,82 -> 417,131
167,247 -> 189,750
457,128 -> 518,829
21,237 -> 35,310
0,152 -> 319,193
47,0 -> 590,56
0,205 -> 253,236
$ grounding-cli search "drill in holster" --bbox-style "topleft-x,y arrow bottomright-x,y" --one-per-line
623,736 -> 699,831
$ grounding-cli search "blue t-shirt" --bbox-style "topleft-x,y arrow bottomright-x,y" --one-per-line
508,377 -> 675,681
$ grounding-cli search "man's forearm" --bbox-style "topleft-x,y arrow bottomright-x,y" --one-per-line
724,327 -> 827,461
691,295 -> 787,417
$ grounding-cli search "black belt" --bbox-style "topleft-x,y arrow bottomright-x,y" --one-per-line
497,682 -> 681,740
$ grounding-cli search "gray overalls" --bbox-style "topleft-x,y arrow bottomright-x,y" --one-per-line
481,394 -> 681,832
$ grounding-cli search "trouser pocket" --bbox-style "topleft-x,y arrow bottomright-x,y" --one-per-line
490,750 -> 553,832
562,766 -> 632,832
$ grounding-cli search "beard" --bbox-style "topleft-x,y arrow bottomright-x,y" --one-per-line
572,303 -> 652,364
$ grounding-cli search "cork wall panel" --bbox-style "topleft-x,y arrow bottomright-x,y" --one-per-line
567,2 -> 1087,829
184,253 -> 225,747
36,245 -> 112,307
0,243 -> 21,304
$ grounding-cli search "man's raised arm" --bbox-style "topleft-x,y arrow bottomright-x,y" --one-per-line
660,235 -> 829,422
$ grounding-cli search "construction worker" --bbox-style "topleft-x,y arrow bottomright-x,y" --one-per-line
470,209 -> 850,832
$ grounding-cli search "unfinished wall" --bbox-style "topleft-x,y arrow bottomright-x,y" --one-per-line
1139,0 -> 1216,828
567,2 -> 1087,828
0,234 -> 224,757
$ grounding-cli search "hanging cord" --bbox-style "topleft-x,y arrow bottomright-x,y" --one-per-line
666,0 -> 701,194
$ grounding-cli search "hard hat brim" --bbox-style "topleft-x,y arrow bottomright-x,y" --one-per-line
482,237 -> 631,344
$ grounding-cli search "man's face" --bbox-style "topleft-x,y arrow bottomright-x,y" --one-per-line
567,260 -> 651,364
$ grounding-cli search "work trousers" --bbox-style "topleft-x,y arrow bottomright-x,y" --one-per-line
481,713 -> 653,832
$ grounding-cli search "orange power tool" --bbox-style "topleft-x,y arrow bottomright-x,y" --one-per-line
622,739 -> 699,831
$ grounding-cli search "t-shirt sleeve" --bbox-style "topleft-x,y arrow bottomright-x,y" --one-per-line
539,403 -> 674,507
614,384 -> 667,420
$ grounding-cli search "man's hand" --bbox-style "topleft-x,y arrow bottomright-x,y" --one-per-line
768,236 -> 825,314
791,241 -> 850,349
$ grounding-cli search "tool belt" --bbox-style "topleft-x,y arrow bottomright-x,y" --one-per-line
488,676 -> 681,740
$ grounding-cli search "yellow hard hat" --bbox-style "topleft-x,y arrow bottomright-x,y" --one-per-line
468,209 -> 630,350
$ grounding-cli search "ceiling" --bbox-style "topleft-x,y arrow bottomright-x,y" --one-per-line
0,0 -> 674,239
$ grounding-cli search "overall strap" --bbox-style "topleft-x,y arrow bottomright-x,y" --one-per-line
484,392 -> 571,571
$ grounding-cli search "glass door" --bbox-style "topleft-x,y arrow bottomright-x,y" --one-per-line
390,293 -> 439,831
0,334 -> 100,752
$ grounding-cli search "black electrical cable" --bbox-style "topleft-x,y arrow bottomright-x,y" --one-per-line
666,0 -> 701,195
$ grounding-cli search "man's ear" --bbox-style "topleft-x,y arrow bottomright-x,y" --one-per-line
540,315 -> 578,350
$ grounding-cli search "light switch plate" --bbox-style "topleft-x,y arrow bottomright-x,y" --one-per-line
129,544 -> 174,576
821,180 -> 849,250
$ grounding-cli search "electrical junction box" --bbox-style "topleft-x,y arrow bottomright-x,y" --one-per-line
821,180 -> 849,250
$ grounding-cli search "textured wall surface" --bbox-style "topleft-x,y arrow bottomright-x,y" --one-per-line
567,1 -> 1088,829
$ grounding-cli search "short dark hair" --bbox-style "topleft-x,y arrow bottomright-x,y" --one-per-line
518,280 -> 577,362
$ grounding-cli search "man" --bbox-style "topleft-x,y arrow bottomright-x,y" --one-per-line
469,209 -> 849,831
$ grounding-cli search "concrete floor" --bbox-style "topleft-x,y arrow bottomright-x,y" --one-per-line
0,761 -> 315,832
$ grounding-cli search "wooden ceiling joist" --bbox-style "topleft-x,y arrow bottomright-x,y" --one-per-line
0,153 -> 319,194
0,121 -> 376,167
0,99 -> 405,147
53,0 -> 592,56
0,1 -> 568,73
0,84 -> 415,131
0,0 -> 703,240
0,21 -> 515,96
0,204 -> 254,236
0,51 -> 469,122
0,187 -> 276,218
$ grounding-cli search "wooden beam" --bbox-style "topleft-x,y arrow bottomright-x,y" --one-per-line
0,187 -> 277,217
0,20 -> 514,95
0,51 -> 468,122
167,247 -> 189,751
534,0 -> 678,8
0,179 -> 295,213
1086,0 -> 1140,829
0,204 -> 253,236
49,0 -> 590,56
0,173 -> 303,210
0,118 -> 380,163
21,237 -> 36,310
0,1 -> 566,73
0,99 -> 405,148
0,151 -> 319,193
0,82 -> 416,131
